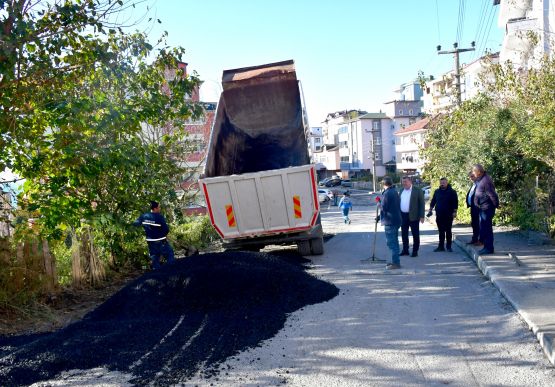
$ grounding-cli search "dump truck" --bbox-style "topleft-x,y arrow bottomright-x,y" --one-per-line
199,60 -> 324,255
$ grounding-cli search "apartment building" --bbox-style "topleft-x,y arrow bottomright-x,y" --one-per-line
498,0 -> 555,69
317,110 -> 371,178
422,52 -> 500,115
308,126 -> 324,153
394,117 -> 432,174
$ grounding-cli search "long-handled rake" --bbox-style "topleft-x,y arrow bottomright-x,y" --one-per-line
361,196 -> 386,263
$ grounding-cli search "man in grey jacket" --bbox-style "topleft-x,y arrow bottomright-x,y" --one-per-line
399,176 -> 425,257
472,164 -> 499,255
378,176 -> 402,270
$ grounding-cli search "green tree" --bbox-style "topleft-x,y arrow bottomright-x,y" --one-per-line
1,1 -> 202,265
422,58 -> 555,235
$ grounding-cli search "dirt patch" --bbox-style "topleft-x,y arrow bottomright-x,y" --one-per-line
0,250 -> 338,386
0,268 -> 143,337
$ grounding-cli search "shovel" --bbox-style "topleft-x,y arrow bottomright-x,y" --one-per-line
361,196 -> 386,263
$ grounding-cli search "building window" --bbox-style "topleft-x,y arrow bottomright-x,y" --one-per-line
372,121 -> 379,130
340,156 -> 349,162
409,109 -> 414,115
375,153 -> 381,160
374,136 -> 382,145
339,141 -> 348,148
398,109 -> 403,115
338,126 -> 348,134
314,137 -> 321,144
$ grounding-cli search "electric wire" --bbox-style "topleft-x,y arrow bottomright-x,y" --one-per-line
475,3 -> 495,58
435,0 -> 441,43
456,0 -> 463,43
473,0 -> 489,59
460,0 -> 467,44
478,4 -> 498,58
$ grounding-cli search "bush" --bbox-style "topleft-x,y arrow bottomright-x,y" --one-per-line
169,216 -> 219,252
50,239 -> 73,286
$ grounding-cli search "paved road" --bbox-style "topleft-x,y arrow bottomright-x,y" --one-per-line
185,204 -> 555,386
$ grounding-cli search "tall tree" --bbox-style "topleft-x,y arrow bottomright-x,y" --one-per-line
1,0 -> 202,256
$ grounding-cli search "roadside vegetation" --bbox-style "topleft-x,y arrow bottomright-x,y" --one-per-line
0,0 -> 216,321
422,56 -> 555,237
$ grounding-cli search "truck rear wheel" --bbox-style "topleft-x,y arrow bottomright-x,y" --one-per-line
309,237 -> 324,255
297,240 -> 311,256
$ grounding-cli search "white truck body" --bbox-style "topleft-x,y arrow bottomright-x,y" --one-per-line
200,165 -> 320,240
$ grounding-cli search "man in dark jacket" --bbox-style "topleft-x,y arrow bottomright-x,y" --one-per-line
428,178 -> 458,252
133,201 -> 176,269
378,176 -> 402,270
472,164 -> 499,255
465,171 -> 481,246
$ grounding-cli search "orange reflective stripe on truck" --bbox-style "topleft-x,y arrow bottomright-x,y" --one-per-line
293,195 -> 302,218
225,204 -> 237,227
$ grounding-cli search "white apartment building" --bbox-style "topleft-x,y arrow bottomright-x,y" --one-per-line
498,0 -> 555,69
317,110 -> 370,178
308,126 -> 324,154
423,52 -> 500,115
394,117 -> 432,174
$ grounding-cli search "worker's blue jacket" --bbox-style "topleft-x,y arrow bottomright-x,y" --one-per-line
133,212 -> 170,241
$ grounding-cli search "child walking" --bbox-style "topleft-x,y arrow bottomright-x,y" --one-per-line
338,192 -> 353,224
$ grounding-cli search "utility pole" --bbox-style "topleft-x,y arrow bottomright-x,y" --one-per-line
370,129 -> 377,193
437,42 -> 475,106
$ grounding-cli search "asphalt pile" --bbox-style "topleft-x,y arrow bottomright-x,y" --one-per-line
0,250 -> 338,386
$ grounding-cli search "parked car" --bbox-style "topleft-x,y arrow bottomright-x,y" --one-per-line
318,177 -> 331,187
422,186 -> 431,200
325,176 -> 342,187
341,179 -> 352,187
318,188 -> 333,201
318,190 -> 330,203
319,176 -> 342,187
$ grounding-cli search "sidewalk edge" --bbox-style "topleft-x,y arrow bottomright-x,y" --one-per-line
453,236 -> 555,366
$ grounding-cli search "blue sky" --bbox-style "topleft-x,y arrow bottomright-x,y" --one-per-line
128,0 -> 503,124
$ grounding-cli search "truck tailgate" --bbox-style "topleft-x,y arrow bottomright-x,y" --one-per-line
200,165 -> 319,239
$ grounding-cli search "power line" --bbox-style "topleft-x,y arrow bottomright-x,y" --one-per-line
456,0 -> 467,45
475,2 -> 495,58
473,0 -> 489,59
461,0 -> 467,44
478,4 -> 498,57
474,0 -> 488,42
435,0 -> 441,43
456,0 -> 463,43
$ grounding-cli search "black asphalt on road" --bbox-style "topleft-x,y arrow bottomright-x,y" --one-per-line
0,250 -> 338,386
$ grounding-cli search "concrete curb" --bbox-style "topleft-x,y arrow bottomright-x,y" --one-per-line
453,235 -> 555,366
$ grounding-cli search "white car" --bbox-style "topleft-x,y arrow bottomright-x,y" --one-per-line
318,188 -> 333,200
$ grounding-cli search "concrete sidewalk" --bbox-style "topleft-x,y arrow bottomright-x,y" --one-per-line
452,224 -> 555,366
